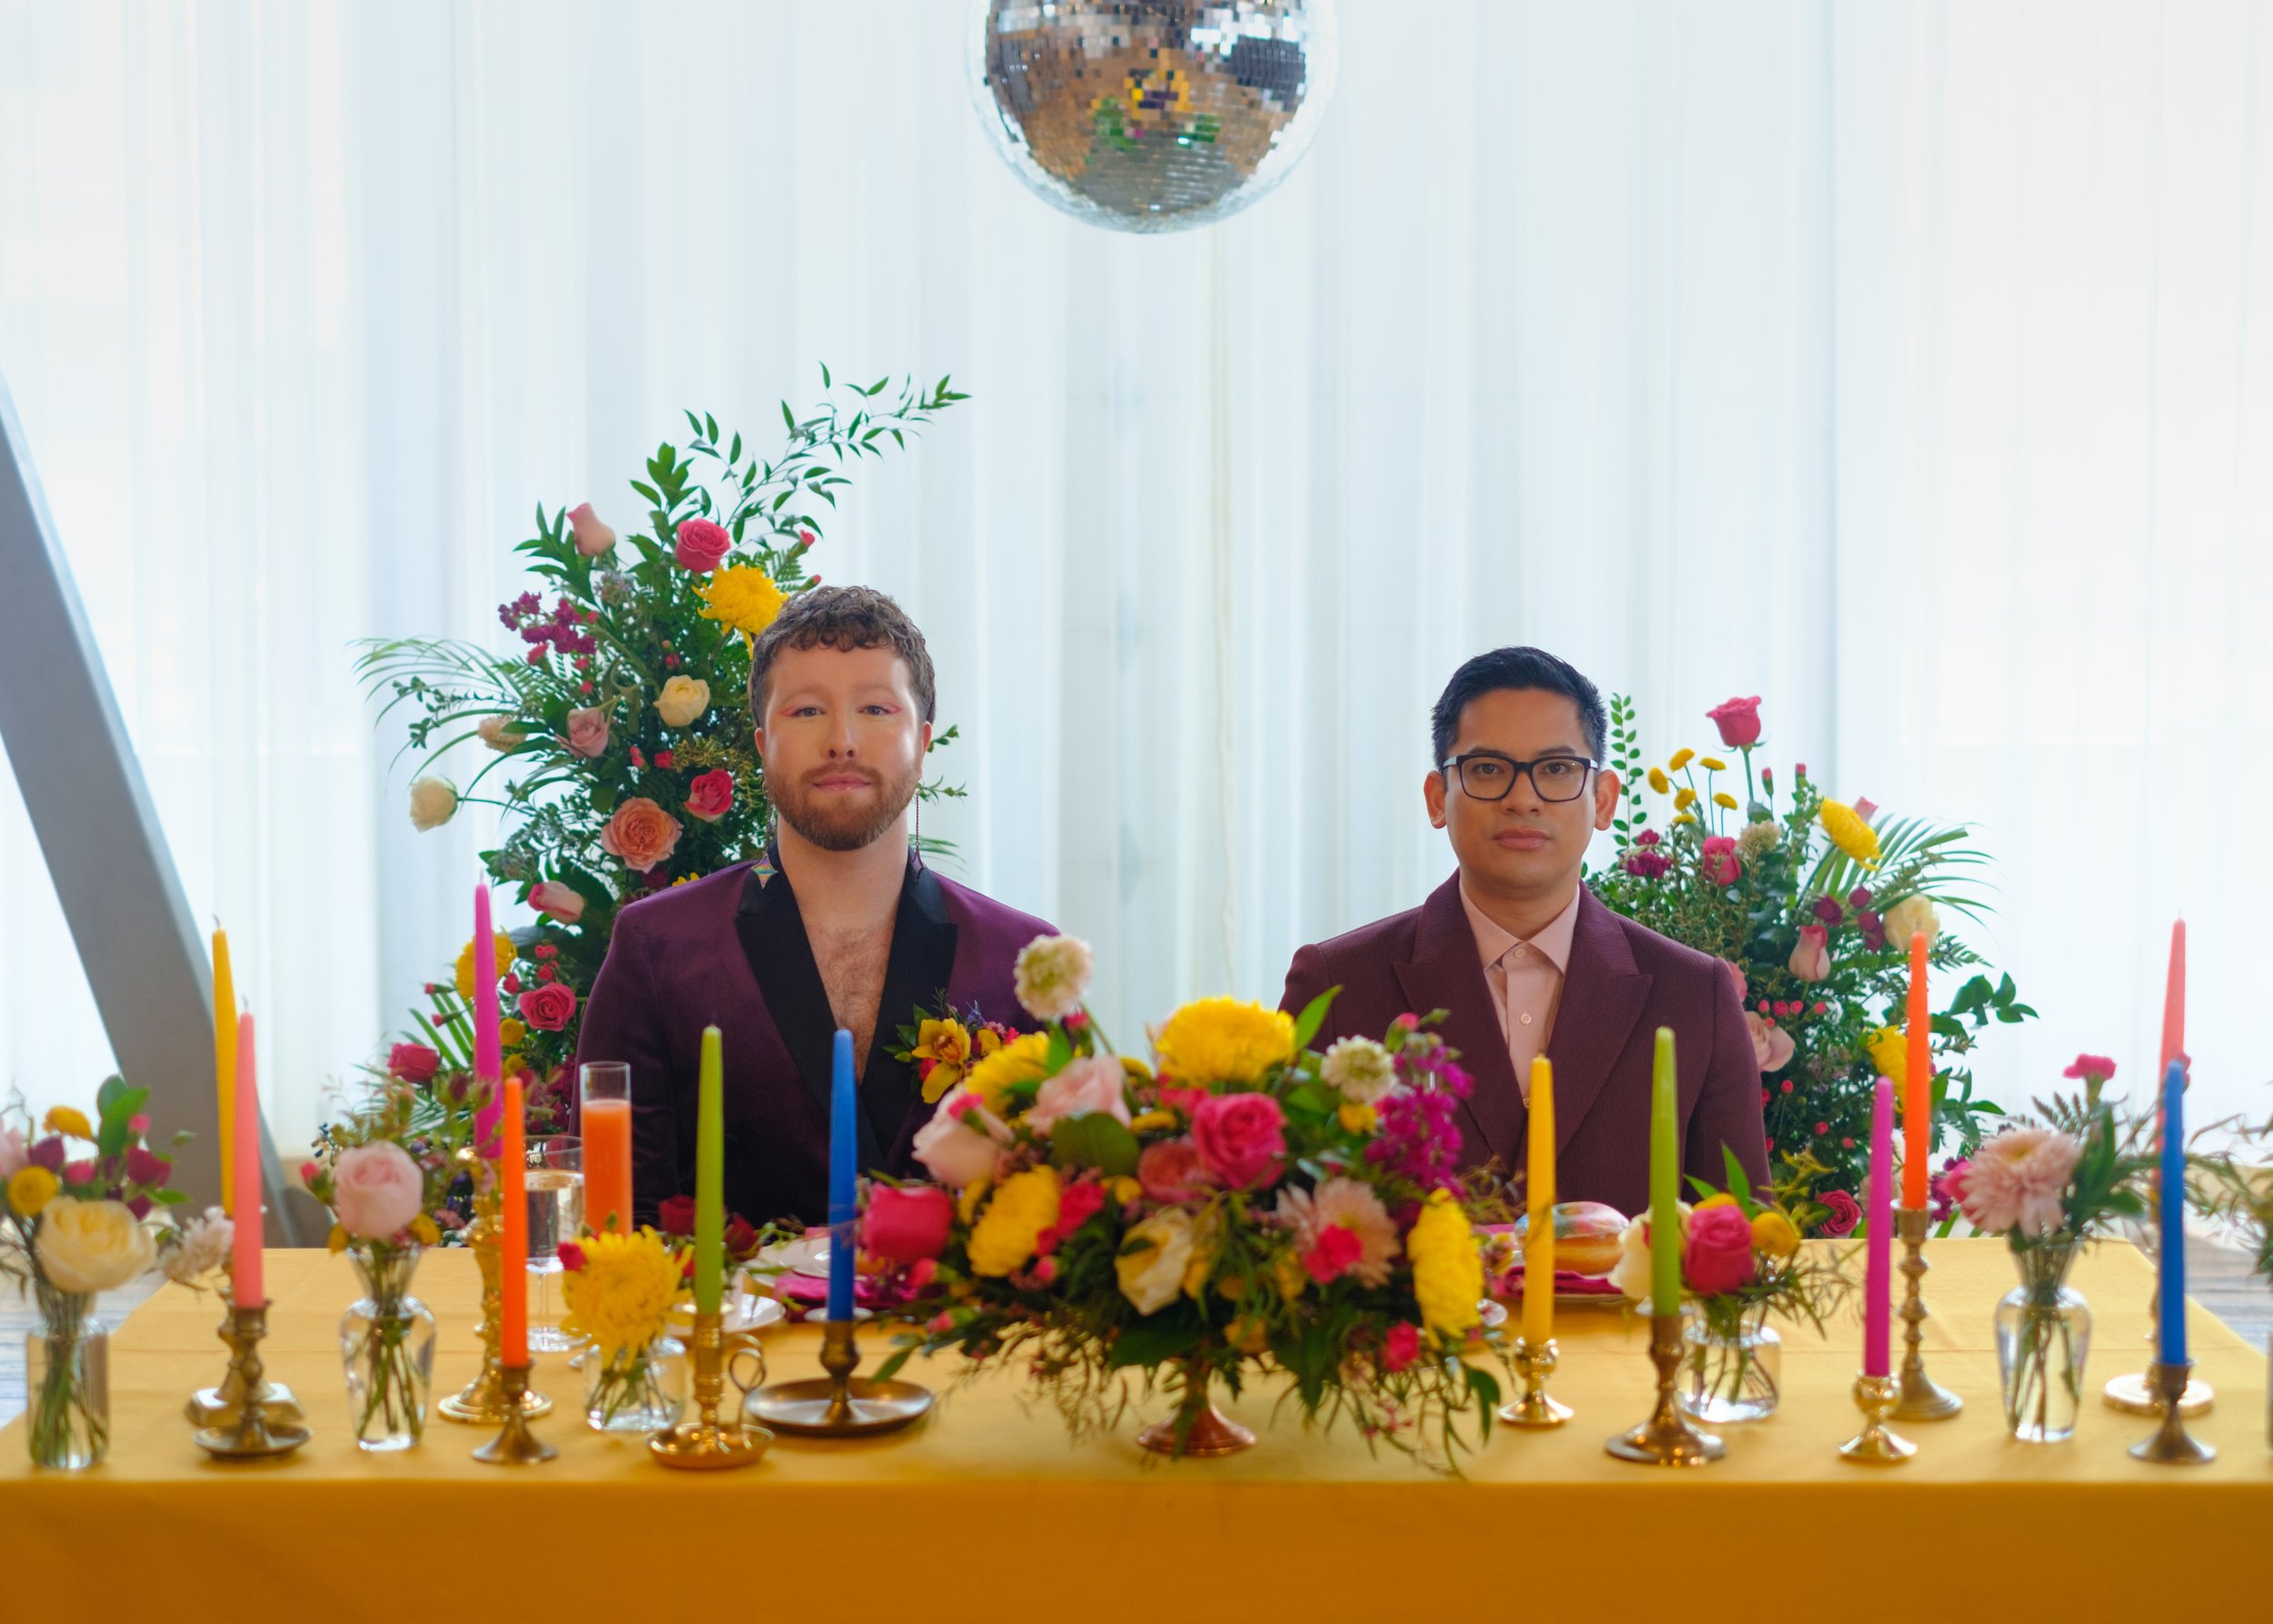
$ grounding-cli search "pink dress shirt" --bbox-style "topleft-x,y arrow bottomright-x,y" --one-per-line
1457,881 -> 1585,1102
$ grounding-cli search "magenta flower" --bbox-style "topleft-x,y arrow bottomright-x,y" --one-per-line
1817,1188 -> 1862,1237
2062,1054 -> 2118,1085
1699,836 -> 1740,887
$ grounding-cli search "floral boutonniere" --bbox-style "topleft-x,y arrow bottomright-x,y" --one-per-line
894,998 -> 1026,1105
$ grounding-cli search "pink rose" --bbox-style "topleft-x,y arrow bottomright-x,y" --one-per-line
1189,1092 -> 1287,1192
564,705 -> 612,759
911,1088 -> 1007,1188
331,1141 -> 427,1239
1719,959 -> 1749,1007
1851,796 -> 1878,821
0,1126 -> 26,1180
1136,1138 -> 1215,1205
516,983 -> 578,1032
567,501 -> 616,556
125,1146 -> 171,1187
1787,924 -> 1830,983
527,880 -> 587,924
862,1185 -> 954,1263
673,517 -> 731,573
1382,1321 -> 1422,1373
1025,1056 -> 1132,1135
684,768 -> 736,823
599,797 -> 683,873
1706,696 -> 1763,748
1700,836 -> 1740,887
1745,1012 -> 1796,1074
1817,1188 -> 1862,1238
386,1042 -> 441,1083
1683,1205 -> 1757,1294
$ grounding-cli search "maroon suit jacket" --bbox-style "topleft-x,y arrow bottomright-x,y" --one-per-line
575,855 -> 1054,1228
1280,875 -> 1767,1216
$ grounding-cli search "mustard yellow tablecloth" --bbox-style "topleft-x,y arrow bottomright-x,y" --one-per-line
2,1240 -> 2265,1619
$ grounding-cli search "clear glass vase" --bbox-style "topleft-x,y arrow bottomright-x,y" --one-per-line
585,1335 -> 686,1432
1680,1299 -> 1782,1423
339,1243 -> 437,1451
25,1283 -> 108,1469
1995,1238 -> 2090,1443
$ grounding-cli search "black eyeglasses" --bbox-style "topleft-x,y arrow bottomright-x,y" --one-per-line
1439,751 -> 1597,803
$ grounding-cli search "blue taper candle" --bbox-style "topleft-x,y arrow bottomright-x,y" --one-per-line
2158,1057 -> 2187,1367
827,1028 -> 857,1321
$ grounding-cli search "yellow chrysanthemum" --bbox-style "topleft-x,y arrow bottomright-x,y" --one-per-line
499,1018 -> 528,1049
455,931 -> 519,1001
1407,1189 -> 1483,1338
43,1107 -> 93,1141
1700,756 -> 1728,772
7,1166 -> 59,1216
1673,812 -> 1697,825
1674,787 -> 1697,811
1713,791 -> 1739,810
1668,747 -> 1696,772
967,1165 -> 1062,1278
1864,1026 -> 1908,1091
1128,1110 -> 1177,1134
965,1031 -> 1054,1116
696,563 -> 788,641
1818,800 -> 1881,867
1647,767 -> 1672,795
1338,1101 -> 1379,1136
560,1228 -> 688,1361
1152,998 -> 1296,1087
1106,1176 -> 1144,1206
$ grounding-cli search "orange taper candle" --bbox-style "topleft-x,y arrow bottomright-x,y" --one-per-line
499,1076 -> 527,1366
1902,930 -> 1930,1208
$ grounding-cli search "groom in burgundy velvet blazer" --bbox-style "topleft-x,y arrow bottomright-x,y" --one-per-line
576,587 -> 1052,1228
1281,648 -> 1766,1218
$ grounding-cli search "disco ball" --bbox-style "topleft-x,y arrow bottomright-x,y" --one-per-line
970,1 -> 1338,234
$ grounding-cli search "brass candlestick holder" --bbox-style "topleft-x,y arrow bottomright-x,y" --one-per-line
185,1278 -> 305,1430
439,1162 -> 550,1425
746,1318 -> 935,1437
1894,1208 -> 1963,1420
2129,1358 -> 2216,1464
650,1305 -> 772,1469
2105,1277 -> 2213,1414
1497,1335 -> 1572,1428
1838,1371 -> 1916,1463
472,1363 -> 556,1464
1605,1311 -> 1724,1465
192,1300 -> 312,1460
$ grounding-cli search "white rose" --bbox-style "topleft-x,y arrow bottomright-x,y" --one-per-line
35,1197 -> 155,1294
1115,1208 -> 1197,1316
1012,934 -> 1093,1024
476,715 -> 526,752
910,1089 -> 1007,1189
1321,1037 -> 1396,1104
162,1206 -> 234,1285
653,676 -> 711,728
408,776 -> 458,831
1882,895 -> 1940,950
1607,1206 -> 1690,1305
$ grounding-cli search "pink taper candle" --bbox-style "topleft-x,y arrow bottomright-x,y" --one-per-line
1864,1075 -> 1894,1377
2159,918 -> 2185,1076
231,1012 -> 264,1305
473,884 -> 502,1081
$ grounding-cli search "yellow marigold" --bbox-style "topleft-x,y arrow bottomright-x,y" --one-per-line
1818,800 -> 1881,867
326,1222 -> 350,1254
1674,787 -> 1697,811
409,1214 -> 442,1247
1668,747 -> 1696,772
43,1107 -> 93,1141
498,1018 -> 528,1049
1128,1110 -> 1178,1134
1274,1250 -> 1308,1301
696,563 -> 788,641
1700,756 -> 1728,772
7,1166 -> 59,1217
1407,1189 -> 1482,1338
1119,1054 -> 1154,1085
1673,812 -> 1697,826
1695,1192 -> 1740,1211
965,1031 -> 1053,1116
1647,767 -> 1672,795
1751,1209 -> 1800,1258
1152,998 -> 1296,1087
455,931 -> 519,1001
1338,1101 -> 1378,1136
968,1165 -> 1061,1278
1106,1176 -> 1144,1206
560,1228 -> 687,1361
1713,791 -> 1739,810
1865,1026 -> 1908,1091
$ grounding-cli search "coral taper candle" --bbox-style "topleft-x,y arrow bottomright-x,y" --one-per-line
1648,1028 -> 1680,1317
2158,1058 -> 2188,1367
213,927 -> 236,1216
1865,1075 -> 1894,1377
2160,919 -> 2185,1076
230,1013 -> 263,1304
499,1076 -> 527,1366
583,1095 -> 634,1236
1903,930 -> 1931,1208
828,1028 -> 857,1321
695,1026 -> 725,1316
1524,1055 -> 1556,1346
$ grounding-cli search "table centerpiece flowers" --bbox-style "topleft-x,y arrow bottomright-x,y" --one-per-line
558,1227 -> 693,1432
1948,1055 -> 2154,1442
864,935 -> 1510,1470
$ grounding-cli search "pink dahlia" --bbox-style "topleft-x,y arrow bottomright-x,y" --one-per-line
1274,1178 -> 1399,1287
1956,1127 -> 2082,1239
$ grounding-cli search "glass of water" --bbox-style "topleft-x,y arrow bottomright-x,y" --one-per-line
526,1134 -> 585,1354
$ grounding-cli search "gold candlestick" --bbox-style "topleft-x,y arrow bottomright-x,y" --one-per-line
746,1318 -> 935,1437
1605,1311 -> 1724,1465
2129,1358 -> 2216,1464
1497,1335 -> 1571,1428
2105,1273 -> 2213,1414
650,1307 -> 772,1469
1838,1370 -> 1916,1463
185,1281 -> 305,1430
193,1301 -> 312,1459
439,1158 -> 550,1425
1894,1208 -> 1963,1419
471,1363 -> 556,1463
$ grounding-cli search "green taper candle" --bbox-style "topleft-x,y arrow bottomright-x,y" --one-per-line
1649,1027 -> 1680,1316
695,1024 -> 724,1315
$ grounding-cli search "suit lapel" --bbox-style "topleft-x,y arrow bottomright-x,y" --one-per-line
1396,874 -> 1525,1170
734,862 -> 885,1171
1545,889 -> 1653,1158
869,861 -> 959,1167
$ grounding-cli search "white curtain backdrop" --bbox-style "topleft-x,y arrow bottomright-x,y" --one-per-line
0,0 -> 2266,1158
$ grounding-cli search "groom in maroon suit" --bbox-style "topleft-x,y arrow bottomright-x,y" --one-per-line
576,586 -> 1053,1228
1281,647 -> 1766,1217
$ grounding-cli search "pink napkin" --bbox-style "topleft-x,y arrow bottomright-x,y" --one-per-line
770,1271 -> 893,1312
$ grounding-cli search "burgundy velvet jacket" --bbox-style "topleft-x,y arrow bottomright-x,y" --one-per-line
1280,875 -> 1767,1216
575,855 -> 1054,1228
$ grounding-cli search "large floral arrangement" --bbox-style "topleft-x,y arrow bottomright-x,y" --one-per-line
358,370 -> 966,1076
1589,694 -> 2035,1225
862,936 -> 1510,1470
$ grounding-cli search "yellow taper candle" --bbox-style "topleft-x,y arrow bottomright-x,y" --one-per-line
1523,1054 -> 1556,1346
1649,1028 -> 1680,1316
213,927 -> 236,1215
694,1024 -> 724,1316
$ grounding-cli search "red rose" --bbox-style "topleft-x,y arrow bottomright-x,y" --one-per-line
1817,1188 -> 1862,1238
685,768 -> 736,823
657,1194 -> 697,1237
1707,696 -> 1763,748
723,1213 -> 761,1261
1682,1205 -> 1757,1294
673,518 -> 731,573
863,1184 -> 954,1263
388,1042 -> 442,1083
1189,1092 -> 1287,1192
1382,1321 -> 1422,1373
516,983 -> 577,1032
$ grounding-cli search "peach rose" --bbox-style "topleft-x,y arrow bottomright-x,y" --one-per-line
527,880 -> 586,923
1745,1011 -> 1796,1074
1025,1056 -> 1132,1135
599,797 -> 683,873
564,705 -> 612,759
1788,924 -> 1830,982
567,501 -> 616,556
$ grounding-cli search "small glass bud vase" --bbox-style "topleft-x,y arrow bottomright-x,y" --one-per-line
1995,1238 -> 2090,1443
25,1284 -> 108,1469
1680,1299 -> 1782,1424
339,1242 -> 438,1451
585,1334 -> 686,1432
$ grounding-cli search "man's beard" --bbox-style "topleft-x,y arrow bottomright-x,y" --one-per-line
772,759 -> 921,853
